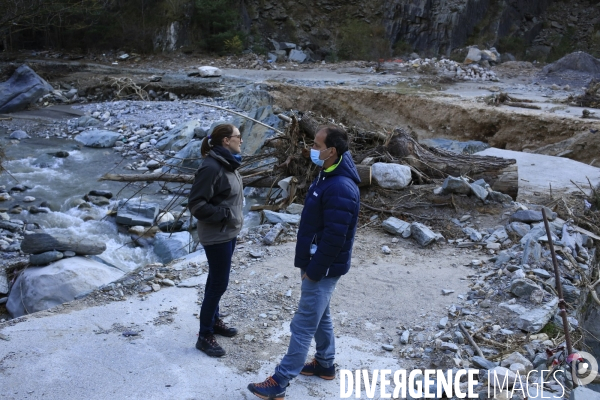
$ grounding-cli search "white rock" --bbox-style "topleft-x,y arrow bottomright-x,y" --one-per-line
197,66 -> 222,77
371,163 -> 412,189
156,211 -> 175,224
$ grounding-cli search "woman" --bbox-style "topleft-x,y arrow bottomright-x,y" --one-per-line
188,123 -> 244,357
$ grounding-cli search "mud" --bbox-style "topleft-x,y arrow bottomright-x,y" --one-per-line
268,83 -> 600,164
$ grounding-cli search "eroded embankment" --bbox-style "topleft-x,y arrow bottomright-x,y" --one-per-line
268,83 -> 600,165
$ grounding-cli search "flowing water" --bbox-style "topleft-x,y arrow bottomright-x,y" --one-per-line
0,136 -> 168,271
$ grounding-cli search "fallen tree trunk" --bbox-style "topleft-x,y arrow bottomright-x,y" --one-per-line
100,165 -> 372,188
100,172 -> 194,183
387,128 -> 519,199
100,172 -> 282,188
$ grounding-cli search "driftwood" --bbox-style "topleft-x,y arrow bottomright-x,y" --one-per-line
21,233 -> 107,255
300,113 -> 387,142
100,165 -> 372,189
486,92 -> 540,109
100,172 -> 194,183
384,128 -> 518,198
504,102 -> 541,110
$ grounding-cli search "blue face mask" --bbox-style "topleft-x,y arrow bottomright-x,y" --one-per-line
310,148 -> 330,167
233,154 -> 242,162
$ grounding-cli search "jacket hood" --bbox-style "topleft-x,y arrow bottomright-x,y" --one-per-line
322,151 -> 361,184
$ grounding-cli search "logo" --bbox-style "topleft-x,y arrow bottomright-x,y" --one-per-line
569,351 -> 598,386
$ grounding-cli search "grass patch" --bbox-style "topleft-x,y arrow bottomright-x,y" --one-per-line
540,322 -> 563,338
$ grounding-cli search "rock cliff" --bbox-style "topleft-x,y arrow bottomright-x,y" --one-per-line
234,0 -> 556,57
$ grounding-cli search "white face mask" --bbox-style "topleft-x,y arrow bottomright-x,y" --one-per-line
310,148 -> 330,167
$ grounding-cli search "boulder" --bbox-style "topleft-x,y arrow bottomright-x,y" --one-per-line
21,232 -> 106,255
197,66 -> 222,77
464,47 -> 482,64
519,224 -> 548,245
226,86 -> 273,111
510,278 -> 541,298
263,223 -> 284,245
263,210 -> 300,225
6,256 -> 123,318
382,217 -> 411,236
0,220 -> 24,232
74,130 -> 121,148
542,51 -> 600,76
0,65 -> 53,113
115,201 -> 159,226
471,356 -> 498,370
487,367 -> 517,388
511,210 -> 543,223
153,231 -> 191,264
522,238 -> 542,265
288,49 -> 308,63
486,227 -> 509,243
562,284 -> 581,303
161,140 -> 203,174
411,222 -> 443,247
463,227 -> 482,242
286,203 -> 304,215
154,120 -> 199,151
506,222 -> 531,238
419,138 -> 489,154
500,352 -> 533,373
488,191 -> 513,203
29,250 -> 64,266
76,116 -> 101,127
88,190 -> 113,199
371,163 -> 412,189
233,105 -> 283,156
0,268 -> 8,294
9,130 -> 30,140
517,297 -> 559,333
470,183 -> 488,200
441,176 -> 471,195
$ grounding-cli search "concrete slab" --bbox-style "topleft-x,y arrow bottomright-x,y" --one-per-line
0,285 -> 402,400
475,148 -> 600,198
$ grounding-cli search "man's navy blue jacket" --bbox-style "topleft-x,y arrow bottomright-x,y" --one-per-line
295,151 -> 361,281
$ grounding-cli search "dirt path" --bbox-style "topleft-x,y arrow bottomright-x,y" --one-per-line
211,227 -> 476,373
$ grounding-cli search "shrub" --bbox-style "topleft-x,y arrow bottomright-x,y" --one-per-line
224,35 -> 243,54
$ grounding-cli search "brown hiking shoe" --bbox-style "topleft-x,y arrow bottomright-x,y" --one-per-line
196,333 -> 226,357
214,318 -> 238,337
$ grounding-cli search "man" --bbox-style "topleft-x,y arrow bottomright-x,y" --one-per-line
248,125 -> 361,399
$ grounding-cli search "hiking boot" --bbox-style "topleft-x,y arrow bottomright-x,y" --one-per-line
300,358 -> 335,380
247,375 -> 287,400
195,333 -> 226,357
213,318 -> 238,337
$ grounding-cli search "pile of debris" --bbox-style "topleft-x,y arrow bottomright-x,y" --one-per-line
384,199 -> 599,398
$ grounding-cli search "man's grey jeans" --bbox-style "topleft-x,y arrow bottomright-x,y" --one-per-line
274,269 -> 341,387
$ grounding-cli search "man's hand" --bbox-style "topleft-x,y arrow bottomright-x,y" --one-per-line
302,273 -> 316,282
